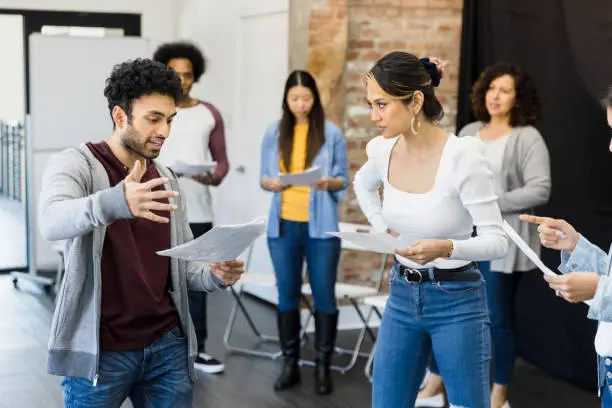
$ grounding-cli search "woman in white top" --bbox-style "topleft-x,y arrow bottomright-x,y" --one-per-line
420,63 -> 551,408
354,51 -> 508,408
521,87 -> 612,408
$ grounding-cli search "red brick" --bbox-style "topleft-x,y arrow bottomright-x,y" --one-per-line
349,39 -> 375,49
360,28 -> 380,39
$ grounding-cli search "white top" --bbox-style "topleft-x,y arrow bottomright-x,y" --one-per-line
480,134 -> 520,273
479,134 -> 509,196
157,104 -> 216,223
353,135 -> 508,269
478,132 -> 534,273
595,323 -> 612,357
596,251 -> 612,356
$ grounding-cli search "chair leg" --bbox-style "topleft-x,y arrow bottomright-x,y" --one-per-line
298,296 -> 377,374
223,286 -> 282,359
365,343 -> 375,382
337,300 -> 375,373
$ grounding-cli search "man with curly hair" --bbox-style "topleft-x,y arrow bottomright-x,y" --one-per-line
38,58 -> 243,407
153,42 -> 230,374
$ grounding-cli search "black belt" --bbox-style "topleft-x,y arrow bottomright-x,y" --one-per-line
397,262 -> 481,284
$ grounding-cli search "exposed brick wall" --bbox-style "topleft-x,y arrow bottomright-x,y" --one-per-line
305,0 -> 463,286
307,0 -> 348,126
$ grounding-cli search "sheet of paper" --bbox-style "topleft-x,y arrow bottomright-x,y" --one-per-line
504,220 -> 592,306
157,217 -> 266,262
327,231 -> 405,254
503,221 -> 556,277
279,166 -> 322,186
173,160 -> 217,177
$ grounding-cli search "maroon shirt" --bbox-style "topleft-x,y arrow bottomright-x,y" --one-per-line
199,100 -> 229,182
87,141 -> 179,351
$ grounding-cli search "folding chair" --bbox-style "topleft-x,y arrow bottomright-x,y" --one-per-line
223,244 -> 283,359
299,222 -> 390,374
362,294 -> 389,382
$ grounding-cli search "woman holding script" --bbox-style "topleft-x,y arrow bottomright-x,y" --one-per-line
259,70 -> 349,395
421,63 -> 551,408
521,86 -> 612,407
353,51 -> 508,408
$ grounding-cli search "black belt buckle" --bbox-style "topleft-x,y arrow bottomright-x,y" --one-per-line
403,268 -> 423,284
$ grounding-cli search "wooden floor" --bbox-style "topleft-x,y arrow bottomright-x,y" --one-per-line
0,275 -> 600,408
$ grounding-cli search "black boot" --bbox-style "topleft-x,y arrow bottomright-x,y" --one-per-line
274,309 -> 301,391
314,310 -> 338,395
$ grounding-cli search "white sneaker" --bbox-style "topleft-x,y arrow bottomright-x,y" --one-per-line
194,352 -> 225,374
415,392 -> 445,408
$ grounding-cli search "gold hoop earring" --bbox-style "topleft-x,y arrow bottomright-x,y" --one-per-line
411,115 -> 421,135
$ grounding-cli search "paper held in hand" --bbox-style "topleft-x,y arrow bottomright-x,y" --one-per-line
502,220 -> 556,277
173,160 -> 217,177
326,231 -> 403,254
503,220 -> 592,306
279,166 -> 322,186
157,217 -> 266,263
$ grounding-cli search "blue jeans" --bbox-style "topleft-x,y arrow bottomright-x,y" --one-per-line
62,326 -> 193,408
601,356 -> 612,407
267,219 -> 341,313
373,262 -> 491,408
430,263 -> 522,386
604,385 -> 612,408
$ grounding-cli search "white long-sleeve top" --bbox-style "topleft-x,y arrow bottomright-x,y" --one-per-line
353,134 -> 508,269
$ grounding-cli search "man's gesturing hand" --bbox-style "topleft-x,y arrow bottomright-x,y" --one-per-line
124,160 -> 179,223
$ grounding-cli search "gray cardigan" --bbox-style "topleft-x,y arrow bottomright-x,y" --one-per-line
458,121 -> 551,272
38,145 -> 225,384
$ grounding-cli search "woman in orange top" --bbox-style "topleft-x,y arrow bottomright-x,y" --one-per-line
260,70 -> 349,395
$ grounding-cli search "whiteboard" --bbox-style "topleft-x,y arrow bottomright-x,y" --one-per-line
28,34 -> 151,271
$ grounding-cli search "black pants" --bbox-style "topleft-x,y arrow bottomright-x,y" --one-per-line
188,222 -> 213,352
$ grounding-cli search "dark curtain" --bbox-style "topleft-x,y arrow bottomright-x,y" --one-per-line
457,0 -> 612,391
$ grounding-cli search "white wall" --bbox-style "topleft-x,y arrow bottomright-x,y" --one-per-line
0,0 -> 178,43
0,14 -> 25,122
175,0 -> 237,137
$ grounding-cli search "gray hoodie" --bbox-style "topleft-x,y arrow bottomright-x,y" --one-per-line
38,144 -> 225,384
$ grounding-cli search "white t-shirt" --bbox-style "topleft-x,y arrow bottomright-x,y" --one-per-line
353,134 -> 508,269
596,255 -> 612,357
479,133 -> 509,196
477,132 -> 535,273
157,104 -> 216,223
595,322 -> 612,357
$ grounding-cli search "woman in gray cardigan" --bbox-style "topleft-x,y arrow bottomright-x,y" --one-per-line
417,63 -> 551,408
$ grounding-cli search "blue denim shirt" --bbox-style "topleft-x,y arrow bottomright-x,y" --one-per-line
259,120 -> 349,239
559,236 -> 612,323
558,235 -> 612,392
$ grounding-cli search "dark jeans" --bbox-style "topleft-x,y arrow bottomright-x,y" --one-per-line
430,262 -> 526,386
188,222 -> 213,352
62,326 -> 192,408
267,219 -> 341,313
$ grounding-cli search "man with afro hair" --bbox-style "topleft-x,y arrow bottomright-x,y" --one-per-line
154,42 -> 229,374
39,58 -> 243,407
